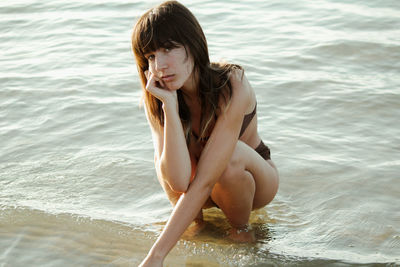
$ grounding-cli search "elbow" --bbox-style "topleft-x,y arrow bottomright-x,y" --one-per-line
168,170 -> 191,193
159,161 -> 191,193
169,180 -> 189,194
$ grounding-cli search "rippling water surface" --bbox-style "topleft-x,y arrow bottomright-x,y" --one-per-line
1,0 -> 399,266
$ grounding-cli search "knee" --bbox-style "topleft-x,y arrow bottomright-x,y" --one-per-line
219,163 -> 239,187
218,147 -> 253,189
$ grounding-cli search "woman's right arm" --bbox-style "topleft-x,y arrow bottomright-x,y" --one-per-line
145,72 -> 192,193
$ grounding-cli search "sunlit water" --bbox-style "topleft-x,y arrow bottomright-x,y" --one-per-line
1,0 -> 399,266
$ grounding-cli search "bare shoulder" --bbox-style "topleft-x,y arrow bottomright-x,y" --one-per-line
229,68 -> 253,111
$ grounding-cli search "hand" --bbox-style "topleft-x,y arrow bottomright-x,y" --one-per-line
145,70 -> 177,106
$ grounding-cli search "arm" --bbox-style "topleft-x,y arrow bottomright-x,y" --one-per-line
145,71 -> 192,193
156,100 -> 192,192
140,70 -> 250,265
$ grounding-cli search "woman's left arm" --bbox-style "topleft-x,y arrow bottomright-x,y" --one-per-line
139,70 -> 251,266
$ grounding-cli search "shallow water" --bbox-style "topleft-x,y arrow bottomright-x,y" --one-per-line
1,0 -> 399,266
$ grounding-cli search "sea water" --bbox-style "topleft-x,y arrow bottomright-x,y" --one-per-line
1,0 -> 399,266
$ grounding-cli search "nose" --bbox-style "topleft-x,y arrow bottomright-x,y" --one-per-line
154,53 -> 168,72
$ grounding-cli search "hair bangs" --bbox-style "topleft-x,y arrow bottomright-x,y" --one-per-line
137,11 -> 186,57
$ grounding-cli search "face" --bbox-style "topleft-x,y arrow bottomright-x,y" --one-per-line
145,43 -> 195,91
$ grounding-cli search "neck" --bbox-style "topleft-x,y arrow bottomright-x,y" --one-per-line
180,69 -> 199,104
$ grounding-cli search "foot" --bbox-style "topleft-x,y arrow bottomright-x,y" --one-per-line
228,226 -> 256,243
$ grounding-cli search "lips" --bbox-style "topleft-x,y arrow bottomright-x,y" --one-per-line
162,74 -> 175,82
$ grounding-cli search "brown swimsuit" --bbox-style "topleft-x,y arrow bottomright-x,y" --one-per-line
192,103 -> 271,160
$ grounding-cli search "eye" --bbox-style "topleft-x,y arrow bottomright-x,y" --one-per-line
146,54 -> 155,61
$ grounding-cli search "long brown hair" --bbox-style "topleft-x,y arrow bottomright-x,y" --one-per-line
131,1 -> 241,143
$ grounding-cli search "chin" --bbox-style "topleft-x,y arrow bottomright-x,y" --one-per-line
166,82 -> 182,91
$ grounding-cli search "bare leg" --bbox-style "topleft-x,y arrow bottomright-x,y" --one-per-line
211,169 -> 255,228
210,141 -> 279,241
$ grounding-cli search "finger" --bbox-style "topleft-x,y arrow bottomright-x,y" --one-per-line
158,78 -> 166,89
145,72 -> 155,89
151,74 -> 165,89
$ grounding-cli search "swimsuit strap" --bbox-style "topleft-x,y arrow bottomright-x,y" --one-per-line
239,102 -> 257,137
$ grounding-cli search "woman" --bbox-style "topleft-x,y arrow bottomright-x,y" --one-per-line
131,1 -> 279,266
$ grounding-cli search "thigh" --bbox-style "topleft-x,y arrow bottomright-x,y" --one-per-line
222,140 -> 279,210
